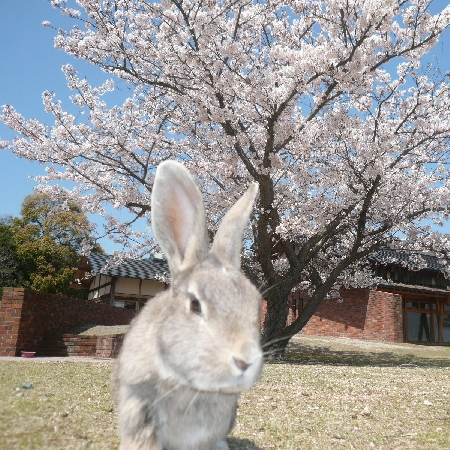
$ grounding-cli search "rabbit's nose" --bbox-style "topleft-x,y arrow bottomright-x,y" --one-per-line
233,357 -> 250,372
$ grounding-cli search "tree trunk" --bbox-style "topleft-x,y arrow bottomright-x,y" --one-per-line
279,290 -> 328,343
261,282 -> 333,359
261,284 -> 291,359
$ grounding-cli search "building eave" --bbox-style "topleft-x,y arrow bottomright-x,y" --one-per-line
377,282 -> 450,297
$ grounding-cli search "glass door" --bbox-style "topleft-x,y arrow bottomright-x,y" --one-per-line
443,299 -> 450,344
404,298 -> 437,344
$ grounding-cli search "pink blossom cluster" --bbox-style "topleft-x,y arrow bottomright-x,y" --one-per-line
1,0 -> 450,298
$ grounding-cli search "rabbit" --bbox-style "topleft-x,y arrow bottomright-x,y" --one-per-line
113,160 -> 263,450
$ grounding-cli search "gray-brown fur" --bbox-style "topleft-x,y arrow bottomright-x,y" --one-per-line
113,161 -> 262,449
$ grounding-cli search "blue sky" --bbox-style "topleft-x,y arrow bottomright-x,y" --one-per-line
0,1 -> 121,253
1,0 -> 450,254
0,1 -> 72,217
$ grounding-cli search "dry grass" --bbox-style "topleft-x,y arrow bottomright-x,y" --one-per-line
0,361 -> 117,449
1,336 -> 450,449
286,334 -> 450,367
233,364 -> 450,449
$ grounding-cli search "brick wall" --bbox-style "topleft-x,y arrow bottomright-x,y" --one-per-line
0,288 -> 23,356
2,285 -> 404,357
95,334 -> 125,358
363,290 -> 403,342
301,289 -> 371,339
302,288 -> 403,342
0,287 -> 135,356
62,334 -> 125,358
260,288 -> 404,343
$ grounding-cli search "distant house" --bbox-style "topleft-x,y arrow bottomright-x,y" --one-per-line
71,254 -> 169,312
289,248 -> 450,345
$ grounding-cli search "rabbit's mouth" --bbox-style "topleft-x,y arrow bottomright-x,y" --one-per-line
193,377 -> 260,394
172,352 -> 262,394
217,382 -> 256,394
217,372 -> 262,393
207,354 -> 263,394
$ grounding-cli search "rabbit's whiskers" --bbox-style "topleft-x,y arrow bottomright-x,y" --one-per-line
184,387 -> 201,416
150,379 -> 184,410
258,281 -> 281,297
151,370 -> 201,410
262,335 -> 290,349
260,336 -> 293,360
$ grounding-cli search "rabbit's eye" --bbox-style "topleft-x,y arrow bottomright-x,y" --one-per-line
189,295 -> 202,314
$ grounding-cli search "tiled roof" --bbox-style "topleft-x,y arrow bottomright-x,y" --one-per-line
86,253 -> 169,281
370,248 -> 447,272
84,248 -> 447,283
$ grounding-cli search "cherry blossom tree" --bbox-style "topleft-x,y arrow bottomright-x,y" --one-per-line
2,0 -> 450,354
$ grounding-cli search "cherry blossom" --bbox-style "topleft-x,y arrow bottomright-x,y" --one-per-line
1,0 -> 450,353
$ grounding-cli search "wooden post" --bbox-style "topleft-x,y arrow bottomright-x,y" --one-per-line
438,298 -> 445,344
137,279 -> 143,312
110,277 -> 117,306
402,295 -> 408,343
429,300 -> 435,344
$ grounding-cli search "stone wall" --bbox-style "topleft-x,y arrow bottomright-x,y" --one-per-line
0,287 -> 135,356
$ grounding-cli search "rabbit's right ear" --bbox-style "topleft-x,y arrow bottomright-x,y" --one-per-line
151,161 -> 209,277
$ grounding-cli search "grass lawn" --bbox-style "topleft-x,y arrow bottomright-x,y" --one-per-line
1,335 -> 449,449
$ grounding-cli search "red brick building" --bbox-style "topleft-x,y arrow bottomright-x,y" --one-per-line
284,249 -> 450,345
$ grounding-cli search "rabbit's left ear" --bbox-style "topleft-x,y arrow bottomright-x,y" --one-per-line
211,183 -> 258,268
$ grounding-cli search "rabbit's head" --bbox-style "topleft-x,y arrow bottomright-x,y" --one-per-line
151,161 -> 262,394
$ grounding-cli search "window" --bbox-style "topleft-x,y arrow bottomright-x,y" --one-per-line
443,315 -> 450,343
405,298 -> 437,344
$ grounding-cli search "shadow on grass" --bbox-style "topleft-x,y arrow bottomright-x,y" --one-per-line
282,341 -> 450,368
227,437 -> 262,450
